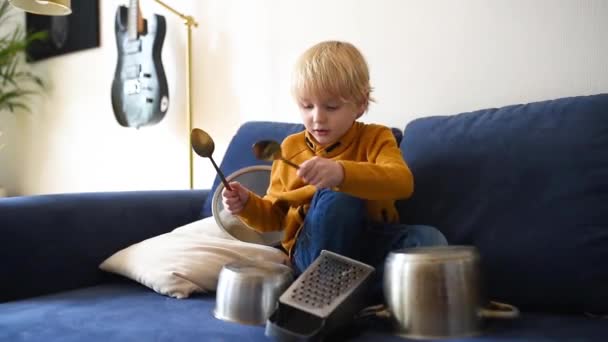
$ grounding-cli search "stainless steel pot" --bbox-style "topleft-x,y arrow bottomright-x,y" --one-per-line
383,246 -> 518,339
214,260 -> 294,325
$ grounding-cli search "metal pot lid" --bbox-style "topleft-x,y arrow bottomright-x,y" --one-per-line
211,165 -> 283,246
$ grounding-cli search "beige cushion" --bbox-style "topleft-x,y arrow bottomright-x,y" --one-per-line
99,216 -> 290,299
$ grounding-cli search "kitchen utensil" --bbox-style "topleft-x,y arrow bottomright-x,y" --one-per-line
252,140 -> 300,169
383,245 -> 518,339
191,128 -> 232,190
211,165 -> 283,246
265,250 -> 375,340
214,259 -> 294,325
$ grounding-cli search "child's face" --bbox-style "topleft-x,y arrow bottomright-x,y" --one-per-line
297,94 -> 364,146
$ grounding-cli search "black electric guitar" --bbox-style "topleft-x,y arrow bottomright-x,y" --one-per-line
111,0 -> 169,128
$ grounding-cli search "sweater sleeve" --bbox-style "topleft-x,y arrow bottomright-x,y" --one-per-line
237,162 -> 287,232
336,127 -> 413,200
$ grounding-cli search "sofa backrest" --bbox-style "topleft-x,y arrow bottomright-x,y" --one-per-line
397,93 -> 608,314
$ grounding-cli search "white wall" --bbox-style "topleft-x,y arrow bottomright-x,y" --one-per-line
0,0 -> 607,196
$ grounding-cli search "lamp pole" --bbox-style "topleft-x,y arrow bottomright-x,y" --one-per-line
153,0 -> 198,189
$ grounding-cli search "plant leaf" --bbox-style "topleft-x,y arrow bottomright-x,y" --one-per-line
0,0 -> 46,114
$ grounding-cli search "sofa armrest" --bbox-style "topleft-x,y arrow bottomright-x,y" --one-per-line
0,190 -> 208,302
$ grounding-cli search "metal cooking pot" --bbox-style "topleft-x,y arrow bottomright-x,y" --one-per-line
383,246 -> 518,339
214,260 -> 294,325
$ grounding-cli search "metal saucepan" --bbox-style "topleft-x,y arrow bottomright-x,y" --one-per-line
382,245 -> 518,339
214,260 -> 294,325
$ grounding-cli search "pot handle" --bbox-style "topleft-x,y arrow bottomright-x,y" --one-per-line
479,300 -> 519,319
356,304 -> 391,319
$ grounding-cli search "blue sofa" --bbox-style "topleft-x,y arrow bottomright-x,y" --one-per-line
2,93 -> 608,341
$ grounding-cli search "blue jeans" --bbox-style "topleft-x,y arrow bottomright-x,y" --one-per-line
292,190 -> 448,302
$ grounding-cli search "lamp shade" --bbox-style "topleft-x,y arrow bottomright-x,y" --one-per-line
9,0 -> 71,16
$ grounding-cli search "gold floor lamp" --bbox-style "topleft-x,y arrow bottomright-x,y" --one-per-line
10,0 -> 199,189
153,0 -> 198,189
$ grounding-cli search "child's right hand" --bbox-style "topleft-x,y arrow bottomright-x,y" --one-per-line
221,181 -> 250,215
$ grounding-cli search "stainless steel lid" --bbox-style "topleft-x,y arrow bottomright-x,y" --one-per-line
211,165 -> 283,246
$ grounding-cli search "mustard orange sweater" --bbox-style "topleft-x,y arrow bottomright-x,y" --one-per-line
237,121 -> 414,254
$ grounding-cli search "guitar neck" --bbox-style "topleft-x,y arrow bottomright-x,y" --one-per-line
127,0 -> 145,40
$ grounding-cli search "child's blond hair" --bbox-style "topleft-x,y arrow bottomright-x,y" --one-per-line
291,41 -> 374,112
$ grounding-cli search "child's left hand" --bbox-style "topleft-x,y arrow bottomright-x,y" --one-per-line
297,157 -> 344,189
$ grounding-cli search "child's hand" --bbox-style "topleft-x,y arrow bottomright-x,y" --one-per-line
221,182 -> 250,214
297,157 -> 344,189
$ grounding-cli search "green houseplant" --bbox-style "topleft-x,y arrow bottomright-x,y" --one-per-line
0,0 -> 47,141
0,0 -> 46,196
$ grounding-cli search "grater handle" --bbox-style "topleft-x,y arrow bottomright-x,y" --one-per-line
265,308 -> 324,341
265,323 -> 320,341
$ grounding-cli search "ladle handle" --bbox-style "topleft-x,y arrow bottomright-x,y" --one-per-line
209,156 -> 232,191
281,158 -> 300,169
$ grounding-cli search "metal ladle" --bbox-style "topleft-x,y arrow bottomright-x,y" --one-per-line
252,140 -> 300,169
191,128 -> 232,191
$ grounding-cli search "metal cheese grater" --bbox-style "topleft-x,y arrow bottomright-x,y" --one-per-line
266,250 -> 375,341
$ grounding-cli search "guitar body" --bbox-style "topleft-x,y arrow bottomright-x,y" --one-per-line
111,5 -> 169,128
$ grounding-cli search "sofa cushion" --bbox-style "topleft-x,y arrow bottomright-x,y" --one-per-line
1,283 -> 607,341
397,94 -> 608,314
201,121 -> 404,218
0,284 -> 273,342
99,217 -> 289,299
